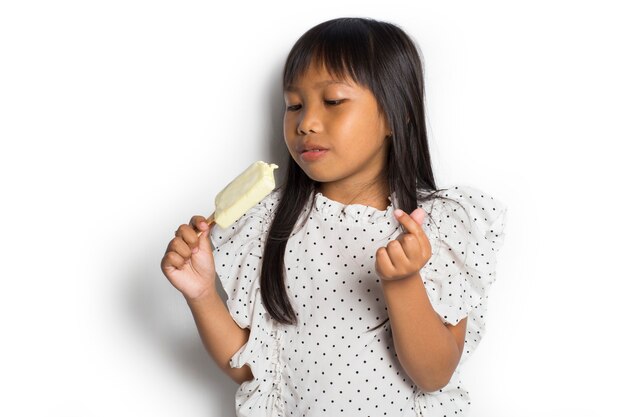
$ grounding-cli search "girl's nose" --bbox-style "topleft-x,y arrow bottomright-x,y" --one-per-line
297,106 -> 322,135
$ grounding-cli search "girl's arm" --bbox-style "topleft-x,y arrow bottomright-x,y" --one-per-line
186,291 -> 254,385
380,274 -> 466,392
376,209 -> 466,392
162,219 -> 253,385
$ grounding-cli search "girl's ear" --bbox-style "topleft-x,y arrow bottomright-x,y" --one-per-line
382,114 -> 392,138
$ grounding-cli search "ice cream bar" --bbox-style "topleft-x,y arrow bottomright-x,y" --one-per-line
206,161 -> 279,229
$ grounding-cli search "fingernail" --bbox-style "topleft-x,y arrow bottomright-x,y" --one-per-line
200,222 -> 208,229
393,209 -> 404,218
192,246 -> 199,253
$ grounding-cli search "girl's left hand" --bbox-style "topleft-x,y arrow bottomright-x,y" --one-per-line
375,208 -> 432,281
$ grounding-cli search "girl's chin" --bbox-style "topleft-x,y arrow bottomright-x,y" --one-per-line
300,169 -> 334,183
294,161 -> 328,179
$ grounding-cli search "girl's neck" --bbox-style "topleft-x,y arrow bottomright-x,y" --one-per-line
318,180 -> 390,211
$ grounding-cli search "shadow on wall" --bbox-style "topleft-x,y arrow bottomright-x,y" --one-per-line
123,65 -> 290,417
124,254 -> 239,417
264,60 -> 291,185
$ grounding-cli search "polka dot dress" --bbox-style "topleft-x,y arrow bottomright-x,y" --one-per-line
210,185 -> 507,417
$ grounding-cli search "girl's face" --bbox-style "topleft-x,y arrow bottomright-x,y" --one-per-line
283,61 -> 391,202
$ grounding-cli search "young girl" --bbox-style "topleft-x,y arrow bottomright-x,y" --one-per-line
161,17 -> 507,417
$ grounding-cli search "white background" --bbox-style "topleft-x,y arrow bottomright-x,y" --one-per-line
1,1 -> 624,416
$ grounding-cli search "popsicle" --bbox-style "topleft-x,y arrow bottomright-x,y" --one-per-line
197,161 -> 279,234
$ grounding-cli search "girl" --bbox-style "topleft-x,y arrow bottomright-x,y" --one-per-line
161,17 -> 507,417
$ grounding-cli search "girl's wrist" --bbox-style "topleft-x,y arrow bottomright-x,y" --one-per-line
380,271 -> 421,289
380,270 -> 420,282
184,287 -> 220,307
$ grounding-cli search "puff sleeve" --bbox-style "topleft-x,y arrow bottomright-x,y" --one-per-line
419,185 -> 507,361
209,191 -> 289,414
209,191 -> 278,331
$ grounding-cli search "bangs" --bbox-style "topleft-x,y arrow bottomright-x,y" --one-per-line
283,18 -> 374,90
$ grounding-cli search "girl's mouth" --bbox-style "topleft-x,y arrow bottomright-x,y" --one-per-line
300,149 -> 329,162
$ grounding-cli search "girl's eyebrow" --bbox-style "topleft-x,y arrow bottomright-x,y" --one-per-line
285,80 -> 352,92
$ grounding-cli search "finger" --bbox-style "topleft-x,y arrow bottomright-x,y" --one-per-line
162,250 -> 186,271
376,247 -> 395,276
386,239 -> 410,268
170,236 -> 193,259
409,208 -> 427,225
190,215 -> 210,232
176,224 -> 200,252
393,209 -> 424,236
397,233 -> 421,261
197,221 -> 216,252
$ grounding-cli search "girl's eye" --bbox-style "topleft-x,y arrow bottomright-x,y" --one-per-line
285,99 -> 344,111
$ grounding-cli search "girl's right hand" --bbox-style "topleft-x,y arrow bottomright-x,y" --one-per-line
160,216 -> 217,302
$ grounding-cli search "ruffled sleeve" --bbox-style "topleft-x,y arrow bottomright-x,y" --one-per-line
209,190 -> 279,330
209,190 -> 288,414
419,185 -> 507,360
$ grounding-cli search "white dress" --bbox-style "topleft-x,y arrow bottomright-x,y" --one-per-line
210,184 -> 508,417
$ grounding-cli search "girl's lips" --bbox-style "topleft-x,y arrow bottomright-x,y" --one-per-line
300,149 -> 329,162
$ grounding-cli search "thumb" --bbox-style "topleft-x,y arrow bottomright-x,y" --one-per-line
409,208 -> 427,225
196,222 -> 215,253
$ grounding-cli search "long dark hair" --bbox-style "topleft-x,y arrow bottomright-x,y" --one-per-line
261,17 -> 460,326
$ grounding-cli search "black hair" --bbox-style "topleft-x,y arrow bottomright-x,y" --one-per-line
261,17 -> 461,326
